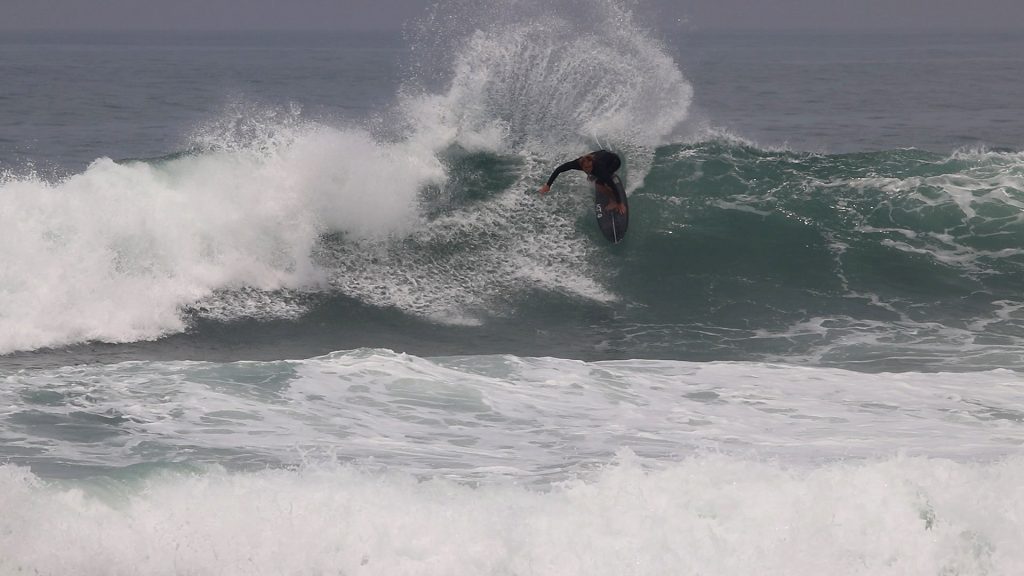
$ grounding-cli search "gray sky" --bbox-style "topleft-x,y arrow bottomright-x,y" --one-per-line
3,0 -> 1023,31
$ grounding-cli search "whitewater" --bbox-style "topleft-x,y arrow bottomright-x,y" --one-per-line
2,0 -> 1024,573
3,351 -> 1023,574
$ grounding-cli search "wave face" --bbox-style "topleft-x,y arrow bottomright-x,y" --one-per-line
611,144 -> 1024,369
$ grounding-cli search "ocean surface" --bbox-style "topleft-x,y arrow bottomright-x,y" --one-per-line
2,2 -> 1024,573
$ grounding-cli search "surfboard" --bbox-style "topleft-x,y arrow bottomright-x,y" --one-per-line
594,174 -> 629,243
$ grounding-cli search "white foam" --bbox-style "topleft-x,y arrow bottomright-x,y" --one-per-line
1,454 -> 1022,575
3,350 -> 1024,571
4,351 -> 1023,474
314,178 -> 618,326
0,122 -> 446,353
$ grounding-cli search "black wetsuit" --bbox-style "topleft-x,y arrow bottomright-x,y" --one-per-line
545,150 -> 623,203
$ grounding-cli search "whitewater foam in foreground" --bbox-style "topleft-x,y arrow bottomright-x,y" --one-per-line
2,454 -> 1021,576
2,346 -> 1022,574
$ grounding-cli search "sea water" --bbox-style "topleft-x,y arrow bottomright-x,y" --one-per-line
2,1 -> 1023,573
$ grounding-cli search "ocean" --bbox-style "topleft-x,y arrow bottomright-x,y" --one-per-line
2,2 -> 1024,573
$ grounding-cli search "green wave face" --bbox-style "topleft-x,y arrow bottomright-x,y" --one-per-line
596,143 -> 1024,367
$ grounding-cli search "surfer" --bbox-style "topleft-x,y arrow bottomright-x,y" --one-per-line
538,150 -> 626,214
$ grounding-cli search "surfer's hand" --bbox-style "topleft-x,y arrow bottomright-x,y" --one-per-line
539,184 -> 550,195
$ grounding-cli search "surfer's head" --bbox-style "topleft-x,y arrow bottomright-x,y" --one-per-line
579,154 -> 594,174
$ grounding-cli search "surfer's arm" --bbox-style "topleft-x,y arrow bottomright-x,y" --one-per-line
543,160 -> 582,188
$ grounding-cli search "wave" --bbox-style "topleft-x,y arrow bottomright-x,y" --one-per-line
5,132 -> 1024,365
0,0 -> 691,355
5,136 -> 1024,362
0,122 -> 447,353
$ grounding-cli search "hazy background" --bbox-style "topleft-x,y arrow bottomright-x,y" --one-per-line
3,0 -> 1023,32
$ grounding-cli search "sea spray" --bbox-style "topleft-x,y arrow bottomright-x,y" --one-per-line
403,0 -> 693,182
